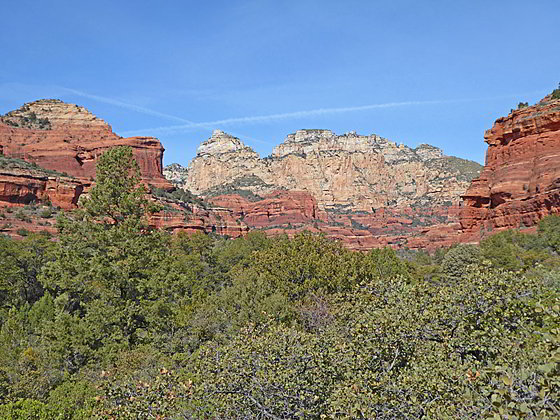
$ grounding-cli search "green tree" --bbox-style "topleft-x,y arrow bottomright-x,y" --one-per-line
538,214 -> 560,254
79,146 -> 157,227
441,243 -> 481,279
38,147 -> 173,371
0,233 -> 54,310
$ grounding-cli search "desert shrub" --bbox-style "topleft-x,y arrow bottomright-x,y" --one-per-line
14,210 -> 31,223
16,228 -> 29,237
39,208 -> 52,219
441,244 -> 481,279
538,214 -> 560,253
551,83 -> 560,100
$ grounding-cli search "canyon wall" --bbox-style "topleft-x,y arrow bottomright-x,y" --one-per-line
461,95 -> 560,239
0,100 -> 246,238
183,129 -> 481,213
167,129 -> 482,249
0,99 -> 171,190
8,95 -> 560,249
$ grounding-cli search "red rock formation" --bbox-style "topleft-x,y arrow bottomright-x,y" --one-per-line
0,99 -> 172,190
0,100 -> 246,239
208,190 -> 462,250
208,190 -> 328,227
461,95 -> 560,239
148,199 -> 248,237
0,170 -> 85,210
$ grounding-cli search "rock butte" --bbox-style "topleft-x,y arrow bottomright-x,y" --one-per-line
0,100 -> 246,238
183,129 -> 481,212
461,95 -> 560,240
167,128 -> 482,249
3,95 -> 560,249
0,99 -> 171,190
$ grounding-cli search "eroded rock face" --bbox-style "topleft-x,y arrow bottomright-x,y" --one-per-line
0,101 -> 247,239
461,96 -> 560,238
179,129 -> 481,212
204,189 -> 463,250
163,128 -> 480,249
0,171 -> 84,210
148,199 -> 248,238
0,156 -> 86,210
208,190 -> 328,228
163,163 -> 189,189
0,99 -> 172,190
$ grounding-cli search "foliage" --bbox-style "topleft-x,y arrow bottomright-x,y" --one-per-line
441,243 -> 481,279
0,146 -> 559,418
538,214 -> 560,254
0,156 -> 70,178
204,174 -> 267,201
551,83 -> 560,100
150,185 -> 207,208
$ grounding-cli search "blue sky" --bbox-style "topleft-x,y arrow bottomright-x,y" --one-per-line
1,0 -> 559,165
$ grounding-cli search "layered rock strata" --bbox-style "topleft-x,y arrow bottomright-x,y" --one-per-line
181,129 -> 481,213
0,100 -> 247,239
0,99 -> 172,190
0,159 -> 85,210
461,95 -> 560,238
205,189 -> 463,250
166,129 -> 481,249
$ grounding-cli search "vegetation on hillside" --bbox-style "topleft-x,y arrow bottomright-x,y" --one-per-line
204,175 -> 268,201
1,103 -> 51,130
0,146 -> 558,419
0,155 -> 71,178
551,83 -> 560,100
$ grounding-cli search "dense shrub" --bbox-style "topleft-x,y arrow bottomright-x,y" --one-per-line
0,147 -> 558,418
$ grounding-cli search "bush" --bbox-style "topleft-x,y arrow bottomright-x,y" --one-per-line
0,399 -> 49,419
441,244 -> 481,279
39,208 -> 52,219
552,83 -> 560,100
16,228 -> 29,237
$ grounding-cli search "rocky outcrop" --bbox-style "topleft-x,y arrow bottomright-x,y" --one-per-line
208,190 -> 328,227
204,188 -> 462,250
0,156 -> 85,210
461,95 -> 560,238
178,129 -> 481,213
148,199 -> 248,238
0,100 -> 248,239
164,128 -> 481,249
0,99 -> 172,190
163,163 -> 189,189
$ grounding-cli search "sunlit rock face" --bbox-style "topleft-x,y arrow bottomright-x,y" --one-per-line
0,99 -> 172,190
164,128 -> 481,250
461,95 -> 560,239
0,100 -> 251,239
180,128 -> 481,213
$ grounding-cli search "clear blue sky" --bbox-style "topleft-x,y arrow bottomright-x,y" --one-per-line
1,0 -> 559,165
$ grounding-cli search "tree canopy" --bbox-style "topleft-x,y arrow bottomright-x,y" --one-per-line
0,146 -> 558,419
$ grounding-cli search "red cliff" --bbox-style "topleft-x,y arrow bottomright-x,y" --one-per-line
461,95 -> 560,238
0,99 -> 172,190
208,190 -> 461,250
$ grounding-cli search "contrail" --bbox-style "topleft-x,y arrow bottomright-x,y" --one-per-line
59,87 -> 195,124
120,99 -> 449,136
120,90 -> 548,137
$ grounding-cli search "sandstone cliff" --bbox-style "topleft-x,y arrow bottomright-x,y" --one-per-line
0,100 -> 247,239
461,95 -> 560,238
0,155 -> 85,210
0,99 -> 172,190
179,129 -> 481,213
165,129 -> 481,249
